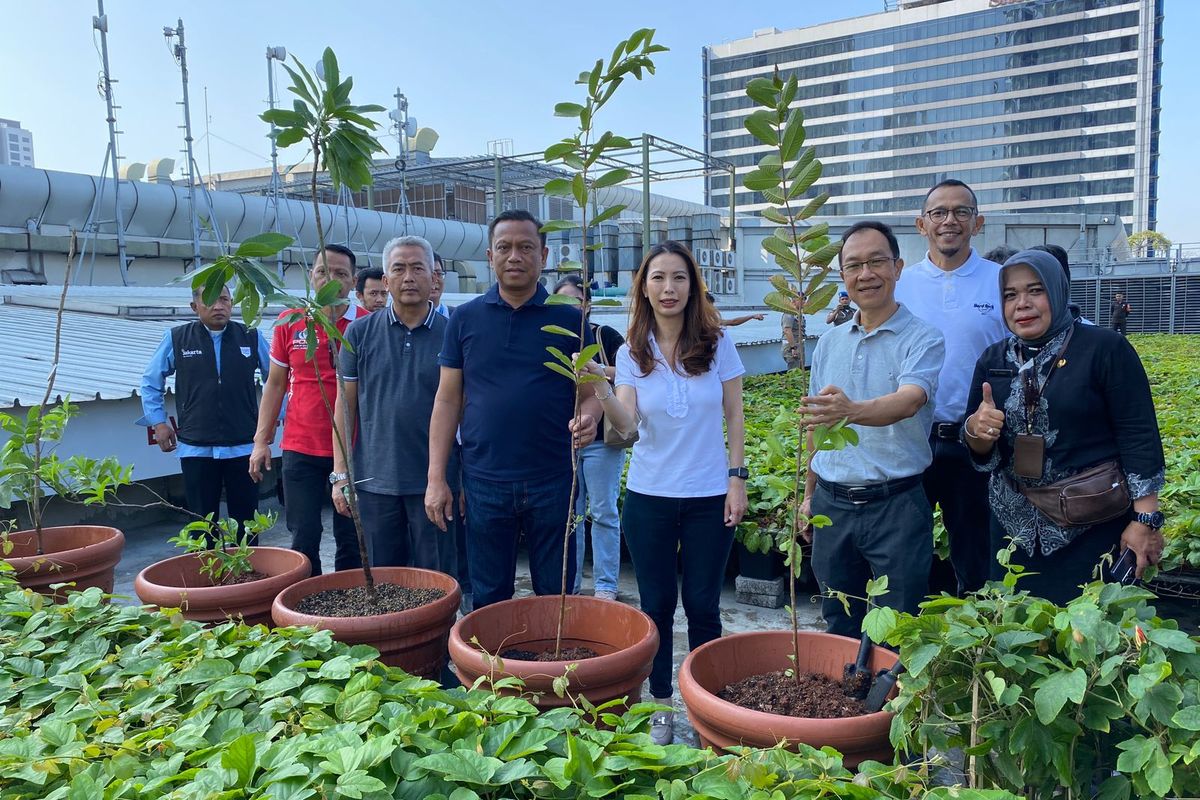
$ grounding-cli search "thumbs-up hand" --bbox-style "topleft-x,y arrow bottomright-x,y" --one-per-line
968,382 -> 1006,444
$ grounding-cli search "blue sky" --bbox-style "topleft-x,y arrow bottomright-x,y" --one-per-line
3,1 -> 1195,242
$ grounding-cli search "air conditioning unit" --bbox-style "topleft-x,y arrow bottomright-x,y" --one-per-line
711,249 -> 725,268
723,251 -> 736,268
697,248 -> 712,267
555,243 -> 579,266
724,277 -> 737,295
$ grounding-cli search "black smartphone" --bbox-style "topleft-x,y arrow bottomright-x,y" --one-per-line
1105,548 -> 1138,585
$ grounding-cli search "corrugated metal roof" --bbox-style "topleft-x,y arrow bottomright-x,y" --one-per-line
0,285 -> 792,410
0,286 -> 284,409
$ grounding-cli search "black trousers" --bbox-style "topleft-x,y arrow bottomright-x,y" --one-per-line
357,489 -> 457,576
989,514 -> 1126,605
282,450 -> 361,576
622,490 -> 733,699
179,455 -> 259,543
811,481 -> 932,638
924,434 -> 993,595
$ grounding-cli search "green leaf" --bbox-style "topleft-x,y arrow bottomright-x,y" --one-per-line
335,770 -> 386,799
413,751 -> 502,785
589,205 -> 625,227
314,280 -> 343,307
221,734 -> 257,788
592,168 -> 631,189
779,109 -> 806,163
544,178 -> 574,197
334,689 -> 380,722
761,235 -> 800,267
796,191 -> 831,221
544,362 -> 577,381
862,607 -> 897,643
1033,667 -> 1087,725
745,77 -> 777,107
554,102 -> 585,118
743,111 -> 778,147
1171,705 -> 1200,730
743,169 -> 782,192
545,293 -> 580,305
788,158 -> 823,199
803,283 -> 839,315
540,219 -> 579,233
541,324 -> 579,338
572,173 -> 587,208
905,643 -> 940,678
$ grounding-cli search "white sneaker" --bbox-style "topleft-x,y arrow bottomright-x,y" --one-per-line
594,589 -> 618,601
649,710 -> 674,745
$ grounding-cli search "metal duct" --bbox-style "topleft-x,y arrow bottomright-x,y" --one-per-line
592,185 -> 722,218
0,165 -> 489,262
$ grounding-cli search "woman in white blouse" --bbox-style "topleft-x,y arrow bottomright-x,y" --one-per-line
585,240 -> 747,745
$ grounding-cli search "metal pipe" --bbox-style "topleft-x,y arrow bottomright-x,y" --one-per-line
93,1 -> 129,285
266,46 -> 284,277
166,19 -> 202,267
493,156 -> 502,219
641,135 -> 651,250
728,166 -> 737,252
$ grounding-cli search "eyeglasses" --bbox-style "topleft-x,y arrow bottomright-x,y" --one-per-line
840,256 -> 895,276
922,207 -> 976,223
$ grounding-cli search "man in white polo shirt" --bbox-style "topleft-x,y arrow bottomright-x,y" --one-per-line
894,179 -> 1008,595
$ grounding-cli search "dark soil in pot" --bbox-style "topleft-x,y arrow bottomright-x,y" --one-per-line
719,671 -> 868,719
295,583 -> 446,617
500,646 -> 600,661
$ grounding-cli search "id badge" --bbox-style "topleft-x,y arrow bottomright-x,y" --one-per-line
1013,433 -> 1045,479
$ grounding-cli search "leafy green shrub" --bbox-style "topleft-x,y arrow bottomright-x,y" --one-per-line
871,562 -> 1200,799
0,567 -> 1021,800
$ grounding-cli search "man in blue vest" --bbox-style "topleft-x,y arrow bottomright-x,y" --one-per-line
139,285 -> 270,538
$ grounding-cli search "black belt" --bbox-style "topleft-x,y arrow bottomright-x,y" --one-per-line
817,474 -> 923,505
931,422 -> 961,441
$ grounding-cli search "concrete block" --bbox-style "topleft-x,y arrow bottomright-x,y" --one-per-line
735,575 -> 785,608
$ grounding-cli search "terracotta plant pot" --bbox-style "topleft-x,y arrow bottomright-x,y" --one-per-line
448,595 -> 658,709
679,630 -> 898,766
134,547 -> 311,627
3,525 -> 125,600
272,567 -> 460,680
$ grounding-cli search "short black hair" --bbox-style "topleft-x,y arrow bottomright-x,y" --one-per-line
321,243 -> 357,268
838,220 -> 900,263
553,273 -> 590,302
488,209 -> 546,246
355,266 -> 384,295
433,251 -> 444,271
984,245 -> 1018,265
1032,244 -> 1070,280
922,178 -> 978,211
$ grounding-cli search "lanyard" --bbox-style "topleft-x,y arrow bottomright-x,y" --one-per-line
1021,325 -> 1074,435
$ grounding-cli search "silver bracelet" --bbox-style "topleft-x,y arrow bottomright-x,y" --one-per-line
596,386 -> 615,401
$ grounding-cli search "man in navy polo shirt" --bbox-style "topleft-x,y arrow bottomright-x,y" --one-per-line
425,209 -> 602,609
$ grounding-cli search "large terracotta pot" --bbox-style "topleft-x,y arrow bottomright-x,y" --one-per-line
134,547 -> 310,627
3,525 -> 124,600
679,630 -> 898,766
448,595 -> 658,709
272,567 -> 460,680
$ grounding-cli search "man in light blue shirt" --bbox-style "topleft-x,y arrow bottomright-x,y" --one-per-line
800,221 -> 945,637
138,285 -> 271,539
894,179 -> 1008,595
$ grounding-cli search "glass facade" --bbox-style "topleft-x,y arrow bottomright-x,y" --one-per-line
703,0 -> 1162,231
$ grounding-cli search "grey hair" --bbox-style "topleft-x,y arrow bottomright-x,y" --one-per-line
382,235 -> 434,269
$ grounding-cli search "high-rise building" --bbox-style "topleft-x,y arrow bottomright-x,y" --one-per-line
0,119 -> 35,168
703,0 -> 1164,231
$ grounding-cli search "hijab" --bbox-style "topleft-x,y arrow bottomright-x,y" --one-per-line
999,249 -> 1075,347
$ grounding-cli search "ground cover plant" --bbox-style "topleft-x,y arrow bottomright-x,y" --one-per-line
0,567 -> 1022,800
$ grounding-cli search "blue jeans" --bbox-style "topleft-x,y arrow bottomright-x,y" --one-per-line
622,490 -> 733,699
573,441 -> 626,594
463,472 -> 577,609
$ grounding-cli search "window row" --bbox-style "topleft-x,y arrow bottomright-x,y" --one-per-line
708,36 -> 1139,115
710,83 -> 1138,149
708,0 -> 1138,76
708,11 -> 1137,95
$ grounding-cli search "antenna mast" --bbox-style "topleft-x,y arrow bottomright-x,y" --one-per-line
164,19 -> 202,268
93,0 -> 130,284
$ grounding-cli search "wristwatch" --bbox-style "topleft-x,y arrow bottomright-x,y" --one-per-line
328,471 -> 349,485
728,467 -> 750,480
1134,510 -> 1165,530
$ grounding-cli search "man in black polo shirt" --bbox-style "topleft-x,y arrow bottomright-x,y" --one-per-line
425,209 -> 602,608
139,285 -> 269,539
331,235 -> 457,572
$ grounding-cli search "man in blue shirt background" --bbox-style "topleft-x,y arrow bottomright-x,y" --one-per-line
139,285 -> 271,539
425,209 -> 602,609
